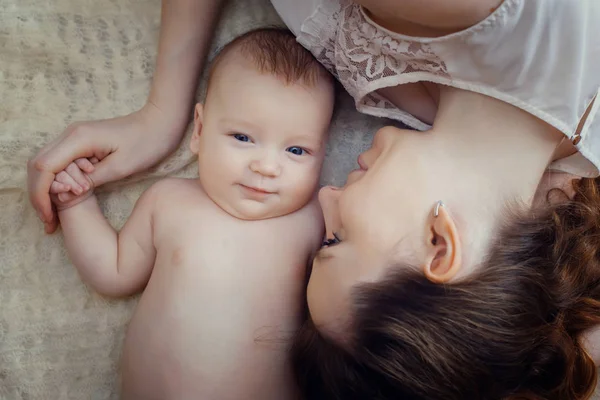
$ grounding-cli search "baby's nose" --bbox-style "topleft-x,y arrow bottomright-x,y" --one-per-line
250,154 -> 281,177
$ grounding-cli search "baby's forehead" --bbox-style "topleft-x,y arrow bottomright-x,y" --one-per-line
276,125 -> 328,143
243,116 -> 328,144
208,52 -> 326,96
208,64 -> 331,137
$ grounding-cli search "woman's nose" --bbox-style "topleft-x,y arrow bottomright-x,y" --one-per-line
318,186 -> 342,238
361,127 -> 394,167
249,153 -> 281,177
372,126 -> 398,150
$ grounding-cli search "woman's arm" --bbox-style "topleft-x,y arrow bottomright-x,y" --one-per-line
361,0 -> 503,37
149,0 -> 224,118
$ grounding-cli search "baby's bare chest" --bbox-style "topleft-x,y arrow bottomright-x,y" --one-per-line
144,205 -> 311,314
154,200 -> 313,271
123,209 -> 310,366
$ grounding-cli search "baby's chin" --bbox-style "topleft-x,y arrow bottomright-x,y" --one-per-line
214,197 -> 304,221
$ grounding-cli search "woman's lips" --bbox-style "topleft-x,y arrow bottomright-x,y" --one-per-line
343,154 -> 368,186
357,154 -> 368,170
346,168 -> 366,185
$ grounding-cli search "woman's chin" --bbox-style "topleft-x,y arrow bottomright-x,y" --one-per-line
345,169 -> 366,186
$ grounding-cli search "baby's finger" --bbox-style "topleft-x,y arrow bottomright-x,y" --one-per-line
50,181 -> 71,194
89,157 -> 100,164
66,162 -> 91,190
74,158 -> 95,173
59,191 -> 81,204
58,192 -> 76,203
55,171 -> 83,195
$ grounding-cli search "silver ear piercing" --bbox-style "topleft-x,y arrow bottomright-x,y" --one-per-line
434,201 -> 444,217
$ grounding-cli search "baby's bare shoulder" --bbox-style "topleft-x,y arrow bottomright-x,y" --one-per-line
147,178 -> 209,206
147,178 -> 201,196
144,178 -> 214,223
253,196 -> 324,250
279,195 -> 323,227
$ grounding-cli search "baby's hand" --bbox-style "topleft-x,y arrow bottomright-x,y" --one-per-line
50,157 -> 98,210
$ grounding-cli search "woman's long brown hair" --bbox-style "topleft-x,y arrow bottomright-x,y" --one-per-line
292,177 -> 600,400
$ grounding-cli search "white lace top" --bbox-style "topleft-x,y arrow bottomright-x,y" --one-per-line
271,0 -> 600,177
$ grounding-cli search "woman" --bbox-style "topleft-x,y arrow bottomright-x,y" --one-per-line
294,90 -> 600,399
28,0 -> 600,398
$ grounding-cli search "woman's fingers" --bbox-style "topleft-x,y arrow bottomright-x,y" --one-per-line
27,159 -> 58,229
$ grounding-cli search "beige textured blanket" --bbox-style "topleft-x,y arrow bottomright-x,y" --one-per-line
2,0 -> 597,399
0,0 -> 384,398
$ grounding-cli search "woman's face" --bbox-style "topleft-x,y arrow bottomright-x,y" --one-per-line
307,126 -> 434,333
307,126 -> 571,335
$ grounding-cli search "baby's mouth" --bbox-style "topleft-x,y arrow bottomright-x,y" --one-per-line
239,184 -> 276,195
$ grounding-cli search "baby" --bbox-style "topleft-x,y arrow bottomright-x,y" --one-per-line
49,28 -> 334,399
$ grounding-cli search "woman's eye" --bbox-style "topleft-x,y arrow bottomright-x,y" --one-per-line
233,133 -> 250,142
287,146 -> 306,156
322,232 -> 341,247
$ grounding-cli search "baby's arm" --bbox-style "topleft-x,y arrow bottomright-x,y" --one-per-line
53,163 -> 157,298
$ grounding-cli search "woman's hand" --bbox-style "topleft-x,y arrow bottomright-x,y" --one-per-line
28,102 -> 188,234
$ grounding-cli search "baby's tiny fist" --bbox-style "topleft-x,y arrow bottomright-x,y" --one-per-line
50,162 -> 95,211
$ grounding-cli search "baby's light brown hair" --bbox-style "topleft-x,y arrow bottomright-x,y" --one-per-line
206,27 -> 332,90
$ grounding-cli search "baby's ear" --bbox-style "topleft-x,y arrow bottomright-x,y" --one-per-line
190,103 -> 204,154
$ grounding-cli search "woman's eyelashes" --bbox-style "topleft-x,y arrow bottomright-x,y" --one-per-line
322,232 -> 341,247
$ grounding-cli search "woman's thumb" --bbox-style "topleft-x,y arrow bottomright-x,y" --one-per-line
87,154 -> 126,187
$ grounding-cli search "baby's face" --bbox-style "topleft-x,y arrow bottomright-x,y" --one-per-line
190,60 -> 334,220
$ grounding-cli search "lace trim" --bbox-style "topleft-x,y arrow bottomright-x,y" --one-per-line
298,0 -> 452,130
297,0 -> 526,130
297,0 -> 345,81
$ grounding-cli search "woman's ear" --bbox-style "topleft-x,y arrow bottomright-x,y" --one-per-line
189,103 -> 204,154
422,203 -> 462,283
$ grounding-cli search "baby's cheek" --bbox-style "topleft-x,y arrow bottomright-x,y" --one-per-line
298,168 -> 321,194
281,173 -> 315,208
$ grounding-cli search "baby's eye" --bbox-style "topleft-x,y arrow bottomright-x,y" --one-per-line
287,146 -> 307,156
233,133 -> 250,142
